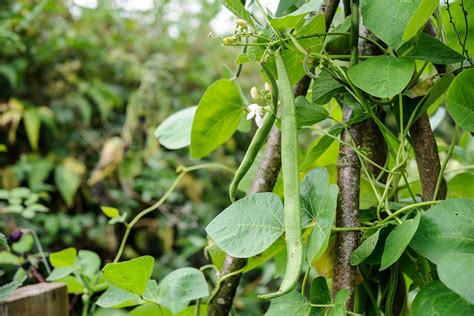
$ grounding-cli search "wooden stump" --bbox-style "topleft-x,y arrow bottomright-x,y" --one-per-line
0,283 -> 68,316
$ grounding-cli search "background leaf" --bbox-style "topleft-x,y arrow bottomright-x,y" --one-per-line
155,106 -> 196,150
437,252 -> 474,304
446,69 -> 474,132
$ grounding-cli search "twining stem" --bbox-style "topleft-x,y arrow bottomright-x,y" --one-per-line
433,125 -> 459,200
113,163 -> 233,263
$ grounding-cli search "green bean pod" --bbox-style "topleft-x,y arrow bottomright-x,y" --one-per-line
228,63 -> 279,203
259,51 -> 303,299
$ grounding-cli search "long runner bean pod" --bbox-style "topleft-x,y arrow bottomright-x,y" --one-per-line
259,51 -> 303,299
228,63 -> 279,202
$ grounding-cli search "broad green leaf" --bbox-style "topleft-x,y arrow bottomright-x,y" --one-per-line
271,1 -> 323,29
129,304 -> 172,316
77,250 -> 101,279
351,228 -> 381,266
222,0 -> 255,29
96,286 -> 143,308
0,233 -> 9,251
155,106 -> 196,150
101,206 -> 120,218
57,275 -> 85,294
380,212 -> 420,270
347,56 -> 415,98
282,49 -> 306,86
437,253 -> 474,304
446,69 -> 474,132
46,267 -> 74,281
265,290 -> 309,315
410,199 -> 474,264
400,33 -> 465,64
302,168 -> 338,264
156,268 -> 209,312
330,289 -> 350,315
448,173 -> 474,198
101,256 -> 154,295
360,0 -> 421,49
50,247 -> 77,268
403,0 -> 438,41
55,164 -> 82,207
293,14 -> 326,52
295,96 -> 329,128
310,277 -> 331,316
312,70 -> 344,105
300,125 -> 343,172
23,108 -> 41,151
412,281 -> 474,316
206,192 -> 284,258
190,79 -> 244,158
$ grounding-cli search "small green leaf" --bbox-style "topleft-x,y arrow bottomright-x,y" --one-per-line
11,234 -> 34,254
310,277 -> 331,315
271,1 -> 323,29
265,291 -> 309,315
0,270 -> 27,300
437,253 -> 474,304
347,56 -> 415,98
0,233 -> 9,251
293,14 -> 326,52
380,212 -> 420,270
402,0 -> 438,41
155,106 -> 197,150
101,206 -> 120,218
412,281 -> 474,316
77,250 -> 101,279
142,280 -> 159,303
46,267 -> 75,281
446,69 -> 474,132
129,304 -> 172,316
410,199 -> 474,264
351,228 -> 381,266
206,193 -> 284,258
96,286 -> 143,308
23,108 -> 41,151
101,256 -> 154,295
156,268 -> 209,312
295,96 -> 329,128
190,79 -> 244,158
57,275 -> 85,294
400,33 -> 465,64
50,247 -> 77,268
302,168 -> 338,264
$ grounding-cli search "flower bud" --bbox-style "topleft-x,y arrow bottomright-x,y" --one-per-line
250,86 -> 259,100
223,37 -> 236,45
236,19 -> 248,29
264,82 -> 271,92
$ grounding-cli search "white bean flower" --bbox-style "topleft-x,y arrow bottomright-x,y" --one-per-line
247,103 -> 264,128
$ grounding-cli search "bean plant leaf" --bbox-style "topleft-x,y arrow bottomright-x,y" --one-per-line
101,255 -> 154,295
295,96 -> 329,128
312,70 -> 344,105
155,106 -> 196,150
402,0 -> 438,42
222,0 -> 255,29
411,281 -> 474,316
0,269 -> 27,300
300,125 -> 343,172
271,1 -> 323,29
50,247 -> 77,268
351,228 -> 381,266
347,56 -> 415,98
399,33 -> 465,64
101,206 -> 120,218
96,286 -> 143,308
310,276 -> 331,315
47,267 -> 75,281
301,168 -> 338,264
190,79 -> 245,158
206,193 -> 284,258
129,304 -> 173,316
380,212 -> 420,270
446,69 -> 474,132
77,250 -> 101,279
410,199 -> 474,264
275,0 -> 305,17
293,14 -> 326,52
360,0 -> 421,49
437,253 -> 474,304
265,290 -> 309,315
0,233 -> 9,251
156,267 -> 209,312
23,108 -> 41,151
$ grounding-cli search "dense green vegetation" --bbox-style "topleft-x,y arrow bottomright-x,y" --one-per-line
1,0 -> 473,315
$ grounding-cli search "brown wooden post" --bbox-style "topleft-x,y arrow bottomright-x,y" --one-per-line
0,283 -> 68,316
